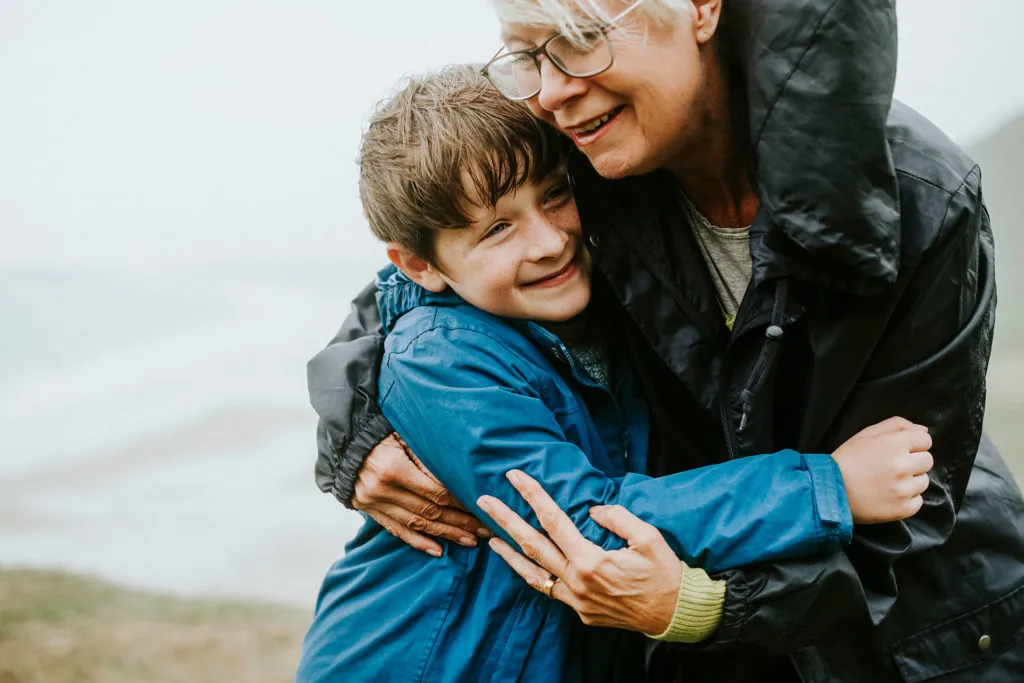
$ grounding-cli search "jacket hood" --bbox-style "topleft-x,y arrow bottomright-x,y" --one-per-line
725,0 -> 901,294
375,264 -> 463,333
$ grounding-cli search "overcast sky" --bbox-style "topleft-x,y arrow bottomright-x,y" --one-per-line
2,0 -> 1022,268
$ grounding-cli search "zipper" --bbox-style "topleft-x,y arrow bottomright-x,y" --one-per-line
549,341 -> 604,391
719,306 -> 775,461
719,354 -> 739,461
531,322 -> 633,468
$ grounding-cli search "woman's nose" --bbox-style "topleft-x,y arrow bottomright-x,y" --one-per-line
534,57 -> 588,114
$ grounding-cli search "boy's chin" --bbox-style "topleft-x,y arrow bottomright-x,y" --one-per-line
528,295 -> 592,323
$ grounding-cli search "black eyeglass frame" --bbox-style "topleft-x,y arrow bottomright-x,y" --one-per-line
481,0 -> 647,102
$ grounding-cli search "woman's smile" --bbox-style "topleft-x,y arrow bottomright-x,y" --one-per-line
565,105 -> 626,146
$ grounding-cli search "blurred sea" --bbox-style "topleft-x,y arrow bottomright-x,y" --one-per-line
0,266 -> 378,608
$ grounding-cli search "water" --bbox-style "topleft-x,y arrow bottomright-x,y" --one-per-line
0,266 -> 379,608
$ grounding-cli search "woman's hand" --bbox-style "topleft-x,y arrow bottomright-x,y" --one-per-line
478,470 -> 682,635
353,433 -> 489,556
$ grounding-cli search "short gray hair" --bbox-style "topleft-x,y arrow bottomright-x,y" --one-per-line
489,0 -> 694,41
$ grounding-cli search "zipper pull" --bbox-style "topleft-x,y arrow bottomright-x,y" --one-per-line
739,388 -> 754,433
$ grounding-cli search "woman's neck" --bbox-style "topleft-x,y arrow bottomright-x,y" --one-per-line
664,49 -> 759,230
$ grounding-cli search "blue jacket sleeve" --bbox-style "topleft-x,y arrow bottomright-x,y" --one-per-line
381,326 -> 852,573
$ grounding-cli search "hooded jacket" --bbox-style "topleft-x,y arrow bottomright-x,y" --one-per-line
306,1 -> 1024,680
297,267 -> 853,683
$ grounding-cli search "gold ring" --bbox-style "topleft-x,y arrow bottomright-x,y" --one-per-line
540,575 -> 558,597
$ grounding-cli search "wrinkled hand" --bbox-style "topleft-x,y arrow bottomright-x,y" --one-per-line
831,416 -> 934,524
353,433 -> 488,557
478,470 -> 681,635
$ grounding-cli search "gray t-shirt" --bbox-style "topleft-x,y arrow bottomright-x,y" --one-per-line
680,192 -> 753,329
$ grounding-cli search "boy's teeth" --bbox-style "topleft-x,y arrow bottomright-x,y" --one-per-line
575,111 -> 613,134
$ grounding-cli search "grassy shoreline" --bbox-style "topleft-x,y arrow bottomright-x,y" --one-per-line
0,569 -> 309,683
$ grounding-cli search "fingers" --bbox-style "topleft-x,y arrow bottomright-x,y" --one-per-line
376,484 -> 486,534
355,436 -> 490,549
908,472 -> 931,497
371,502 -> 481,548
899,428 -> 933,453
356,434 -> 487,529
382,447 -> 456,508
355,471 -> 488,539
477,494 -> 569,578
364,509 -> 443,558
907,450 -> 935,476
488,537 -> 551,589
860,416 -> 927,437
588,505 -> 664,551
488,538 -> 578,606
360,435 -> 454,508
885,474 -> 928,523
406,449 -> 443,486
403,442 -> 472,513
505,470 -> 597,559
859,416 -> 915,436
903,492 -> 925,518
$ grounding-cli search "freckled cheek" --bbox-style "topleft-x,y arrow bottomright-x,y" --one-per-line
479,260 -> 523,303
553,204 -> 582,235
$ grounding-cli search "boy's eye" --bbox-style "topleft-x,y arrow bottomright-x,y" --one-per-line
545,181 -> 573,204
483,222 -> 510,240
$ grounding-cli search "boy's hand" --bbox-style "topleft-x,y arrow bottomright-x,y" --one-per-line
352,433 -> 489,557
831,417 -> 934,524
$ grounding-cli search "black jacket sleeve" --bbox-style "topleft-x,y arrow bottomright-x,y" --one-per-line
307,279 -> 394,508
707,168 -> 996,653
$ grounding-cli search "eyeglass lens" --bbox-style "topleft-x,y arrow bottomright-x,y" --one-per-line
488,32 -> 612,99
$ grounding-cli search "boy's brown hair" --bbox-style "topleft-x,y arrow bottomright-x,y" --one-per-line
358,65 -> 570,262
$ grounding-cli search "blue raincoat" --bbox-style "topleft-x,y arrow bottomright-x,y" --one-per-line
297,266 -> 852,683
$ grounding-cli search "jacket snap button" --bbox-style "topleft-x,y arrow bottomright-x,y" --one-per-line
978,634 -> 992,651
589,233 -> 600,247
765,325 -> 784,340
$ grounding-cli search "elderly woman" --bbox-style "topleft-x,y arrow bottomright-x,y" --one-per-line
308,1 -> 1024,681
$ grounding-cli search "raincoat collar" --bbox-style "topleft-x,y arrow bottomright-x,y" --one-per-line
375,264 -> 463,334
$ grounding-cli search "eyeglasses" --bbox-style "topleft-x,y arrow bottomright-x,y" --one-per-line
482,0 -> 647,102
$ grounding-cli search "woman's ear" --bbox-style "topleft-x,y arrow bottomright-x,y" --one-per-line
386,242 -> 448,293
691,0 -> 723,44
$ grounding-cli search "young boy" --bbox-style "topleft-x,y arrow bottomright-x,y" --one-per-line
296,66 -> 931,683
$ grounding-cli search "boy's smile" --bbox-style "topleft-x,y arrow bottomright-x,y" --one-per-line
520,253 -> 581,289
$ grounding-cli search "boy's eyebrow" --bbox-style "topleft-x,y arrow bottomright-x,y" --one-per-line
460,196 -> 498,231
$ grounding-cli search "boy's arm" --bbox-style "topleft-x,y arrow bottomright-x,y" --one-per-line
613,452 -> 851,572
383,326 -> 852,572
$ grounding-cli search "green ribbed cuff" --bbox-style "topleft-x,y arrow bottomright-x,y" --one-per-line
647,563 -> 726,643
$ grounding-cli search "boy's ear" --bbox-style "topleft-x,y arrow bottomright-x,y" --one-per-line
386,242 -> 448,294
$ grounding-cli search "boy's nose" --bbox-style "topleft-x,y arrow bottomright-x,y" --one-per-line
525,216 -> 570,261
